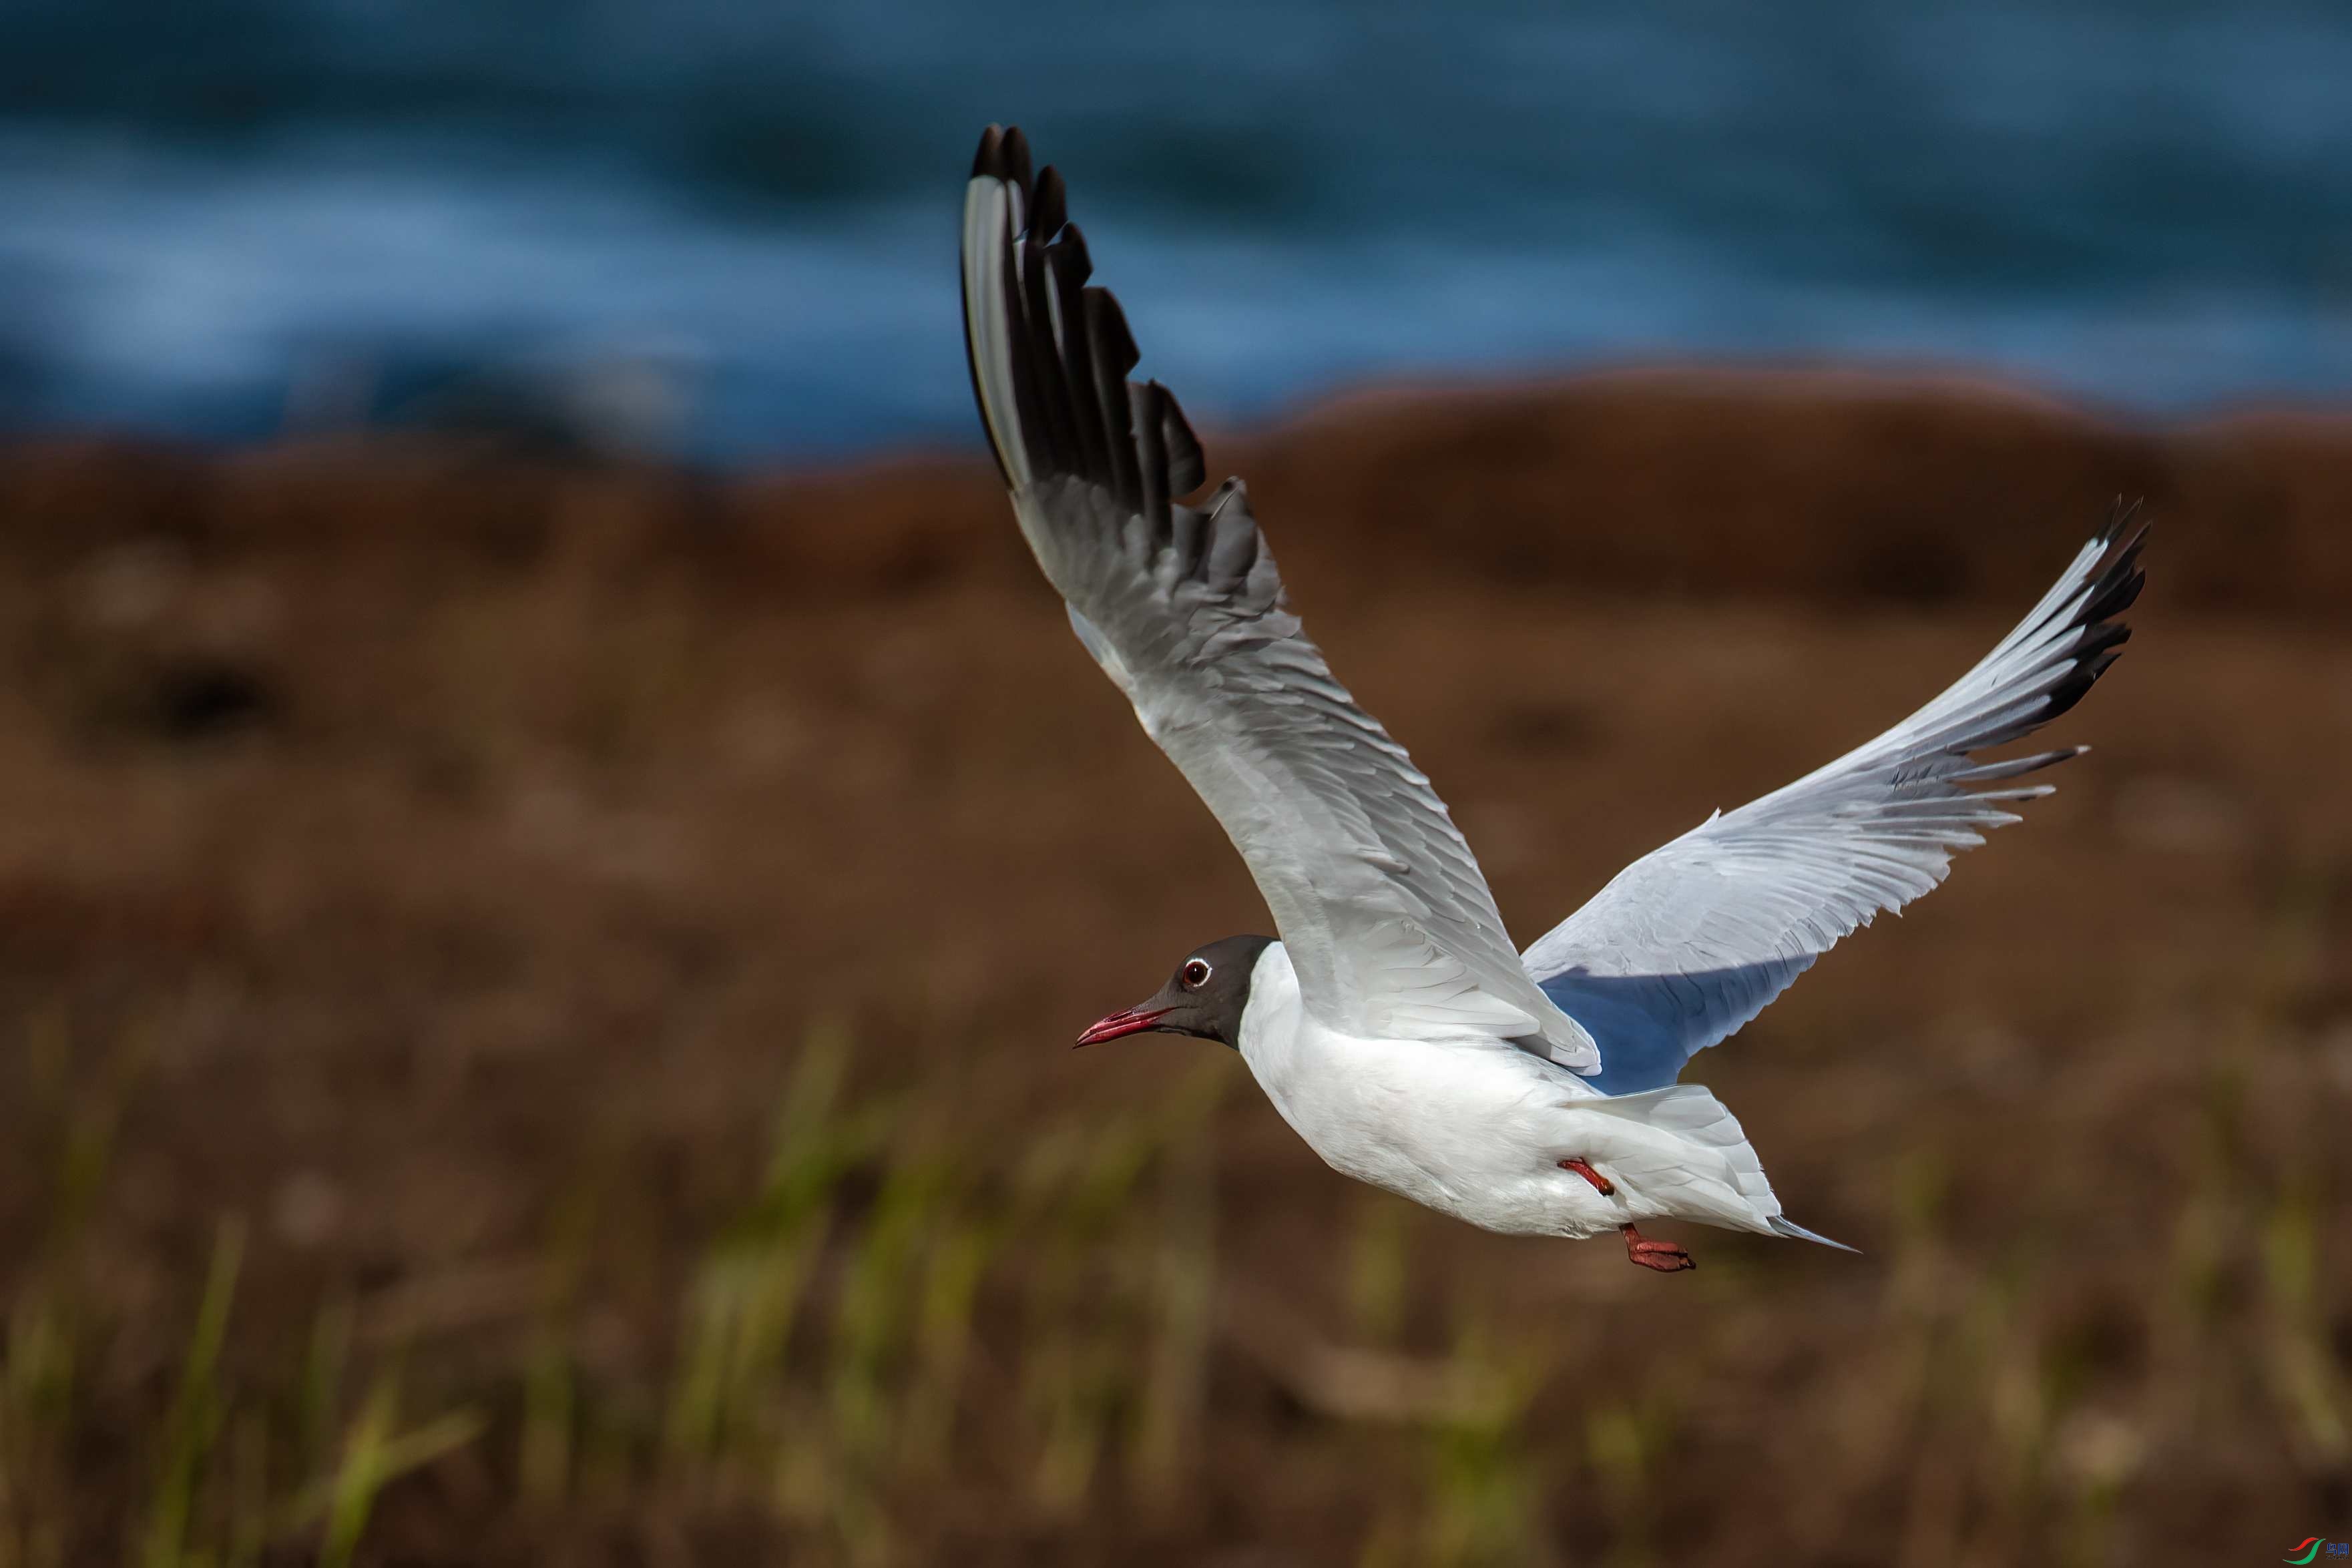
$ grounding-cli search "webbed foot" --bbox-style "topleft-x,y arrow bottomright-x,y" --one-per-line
1622,1224 -> 1694,1272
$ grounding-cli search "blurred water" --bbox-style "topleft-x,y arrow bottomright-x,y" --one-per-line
3,0 -> 2349,461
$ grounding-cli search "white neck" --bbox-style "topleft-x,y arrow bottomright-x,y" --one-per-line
1234,941 -> 1306,1080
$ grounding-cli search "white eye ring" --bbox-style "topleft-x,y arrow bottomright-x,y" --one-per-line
1182,959 -> 1210,987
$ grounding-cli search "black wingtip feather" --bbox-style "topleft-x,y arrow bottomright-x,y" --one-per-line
2028,511 -> 2146,727
2086,558 -> 2145,625
963,126 -> 1217,524
1031,166 -> 1067,239
2098,495 -> 2146,546
2041,639 -> 2128,726
1086,285 -> 1139,375
1084,286 -> 1141,511
998,126 -> 1034,200
1017,236 -> 1080,472
1134,380 -> 1170,529
2076,616 -> 2133,666
1957,508 -> 2148,777
993,203 -> 1053,485
2082,530 -> 2149,626
1160,385 -> 1206,495
1045,241 -> 1106,476
1053,220 -> 1092,280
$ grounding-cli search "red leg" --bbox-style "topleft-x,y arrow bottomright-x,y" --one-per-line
1622,1224 -> 1694,1273
1559,1157 -> 1615,1196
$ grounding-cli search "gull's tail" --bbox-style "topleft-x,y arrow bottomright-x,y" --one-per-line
1769,1215 -> 1861,1254
1572,1083 -> 1858,1250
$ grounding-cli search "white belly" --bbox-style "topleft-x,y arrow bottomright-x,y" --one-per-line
1234,943 -> 1785,1241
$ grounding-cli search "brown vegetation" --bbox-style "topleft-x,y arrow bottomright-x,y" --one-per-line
1,371 -> 2347,1565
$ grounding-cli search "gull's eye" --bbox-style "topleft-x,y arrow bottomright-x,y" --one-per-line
1182,959 -> 1211,987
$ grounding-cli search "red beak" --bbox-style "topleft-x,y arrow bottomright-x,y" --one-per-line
1074,1005 -> 1171,1048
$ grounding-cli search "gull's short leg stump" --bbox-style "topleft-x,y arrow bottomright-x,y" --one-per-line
1560,1157 -> 1615,1196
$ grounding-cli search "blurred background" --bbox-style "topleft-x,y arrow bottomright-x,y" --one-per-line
6,0 -> 2352,459
2,2 -> 2349,1564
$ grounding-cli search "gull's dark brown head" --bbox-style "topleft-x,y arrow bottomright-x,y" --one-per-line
1075,935 -> 1275,1049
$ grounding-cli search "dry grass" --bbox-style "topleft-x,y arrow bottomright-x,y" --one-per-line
0,388 -> 2347,1563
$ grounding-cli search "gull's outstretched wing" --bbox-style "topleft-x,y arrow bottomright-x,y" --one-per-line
1522,514 -> 2146,1093
962,125 -> 1596,1069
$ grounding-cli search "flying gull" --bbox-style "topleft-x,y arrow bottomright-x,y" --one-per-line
960,125 -> 2145,1270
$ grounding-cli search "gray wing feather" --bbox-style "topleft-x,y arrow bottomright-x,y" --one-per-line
1523,513 -> 2145,1094
963,126 -> 1597,1069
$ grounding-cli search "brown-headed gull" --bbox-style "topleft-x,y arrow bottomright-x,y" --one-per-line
961,125 -> 2144,1272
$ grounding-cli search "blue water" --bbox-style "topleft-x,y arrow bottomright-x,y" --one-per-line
4,1 -> 2349,462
